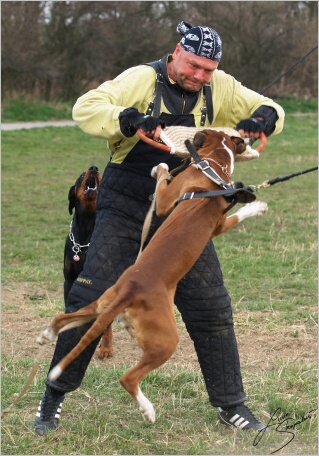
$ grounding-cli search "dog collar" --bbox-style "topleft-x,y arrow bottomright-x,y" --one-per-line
185,138 -> 231,190
69,221 -> 90,261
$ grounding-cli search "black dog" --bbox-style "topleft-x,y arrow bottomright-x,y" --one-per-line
63,165 -> 101,300
63,166 -> 113,359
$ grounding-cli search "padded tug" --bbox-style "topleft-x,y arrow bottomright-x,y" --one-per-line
38,130 -> 268,423
63,166 -> 113,360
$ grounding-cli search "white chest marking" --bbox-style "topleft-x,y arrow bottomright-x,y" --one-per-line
221,138 -> 235,175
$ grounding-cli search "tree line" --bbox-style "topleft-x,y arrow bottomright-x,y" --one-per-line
1,1 -> 318,102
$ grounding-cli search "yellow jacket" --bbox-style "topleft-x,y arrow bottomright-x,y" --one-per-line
73,58 -> 285,164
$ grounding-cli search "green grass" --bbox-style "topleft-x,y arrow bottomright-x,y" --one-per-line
1,95 -> 316,122
1,358 -> 317,455
1,96 -> 73,122
277,96 -> 318,114
1,99 -> 318,454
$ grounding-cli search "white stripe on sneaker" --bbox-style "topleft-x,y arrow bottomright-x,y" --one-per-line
229,414 -> 240,423
233,417 -> 245,426
230,413 -> 250,428
239,420 -> 250,429
36,401 -> 42,417
54,403 -> 63,419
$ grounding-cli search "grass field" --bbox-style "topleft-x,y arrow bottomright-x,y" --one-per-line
1,98 -> 318,454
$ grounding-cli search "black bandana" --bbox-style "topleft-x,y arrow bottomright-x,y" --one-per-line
177,21 -> 222,62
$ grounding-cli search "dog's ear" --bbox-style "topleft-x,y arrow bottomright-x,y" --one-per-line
231,136 -> 246,155
193,131 -> 207,150
68,185 -> 76,215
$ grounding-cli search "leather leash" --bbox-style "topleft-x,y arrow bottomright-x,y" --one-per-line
2,344 -> 48,419
137,169 -> 173,258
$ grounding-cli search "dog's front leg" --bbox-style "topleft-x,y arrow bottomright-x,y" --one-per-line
214,201 -> 268,236
151,163 -> 178,217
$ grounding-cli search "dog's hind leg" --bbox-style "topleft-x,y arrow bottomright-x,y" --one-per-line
119,320 -> 179,423
119,353 -> 168,423
97,324 -> 113,359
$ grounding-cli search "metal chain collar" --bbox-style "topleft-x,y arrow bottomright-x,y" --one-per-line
68,221 -> 90,257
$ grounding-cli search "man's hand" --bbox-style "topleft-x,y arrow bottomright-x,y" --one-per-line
119,107 -> 165,138
236,117 -> 266,140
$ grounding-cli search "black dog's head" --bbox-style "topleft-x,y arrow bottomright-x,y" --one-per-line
68,165 -> 101,215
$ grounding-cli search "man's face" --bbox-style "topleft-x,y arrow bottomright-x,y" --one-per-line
169,43 -> 218,92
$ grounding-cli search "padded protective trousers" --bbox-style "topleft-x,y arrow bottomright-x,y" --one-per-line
47,163 -> 247,407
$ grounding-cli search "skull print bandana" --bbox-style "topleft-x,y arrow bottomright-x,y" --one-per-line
177,21 -> 222,62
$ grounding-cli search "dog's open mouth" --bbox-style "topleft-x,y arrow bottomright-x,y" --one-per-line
83,176 -> 100,195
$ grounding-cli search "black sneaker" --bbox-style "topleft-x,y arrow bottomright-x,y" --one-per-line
218,404 -> 269,432
34,387 -> 65,435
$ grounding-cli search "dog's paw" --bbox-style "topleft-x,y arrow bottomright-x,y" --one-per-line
250,201 -> 268,216
36,328 -> 56,345
151,163 -> 169,179
97,347 -> 113,360
236,201 -> 268,222
48,364 -> 63,381
136,387 -> 156,423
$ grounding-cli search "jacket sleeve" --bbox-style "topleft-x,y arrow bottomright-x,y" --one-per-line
72,66 -> 156,146
211,70 -> 285,136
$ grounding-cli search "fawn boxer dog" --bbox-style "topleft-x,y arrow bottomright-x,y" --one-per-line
38,130 -> 268,423
63,165 -> 113,360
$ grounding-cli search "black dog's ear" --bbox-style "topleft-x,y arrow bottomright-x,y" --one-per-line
231,136 -> 246,155
193,131 -> 207,150
68,185 -> 76,215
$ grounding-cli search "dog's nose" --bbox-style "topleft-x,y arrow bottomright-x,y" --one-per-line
89,165 -> 99,173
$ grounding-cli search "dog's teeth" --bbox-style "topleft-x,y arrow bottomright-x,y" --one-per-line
84,186 -> 97,194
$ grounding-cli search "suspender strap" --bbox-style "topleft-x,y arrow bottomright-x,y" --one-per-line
145,61 -> 213,124
203,84 -> 213,124
152,73 -> 164,117
146,61 -> 163,117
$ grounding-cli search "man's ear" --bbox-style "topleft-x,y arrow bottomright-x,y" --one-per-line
68,185 -> 76,215
193,131 -> 207,150
231,136 -> 246,154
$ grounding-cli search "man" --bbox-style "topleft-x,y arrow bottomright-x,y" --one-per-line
35,21 -> 284,435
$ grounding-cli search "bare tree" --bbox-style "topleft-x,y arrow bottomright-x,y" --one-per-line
1,1 -> 43,97
186,1 -> 318,96
1,1 -> 317,101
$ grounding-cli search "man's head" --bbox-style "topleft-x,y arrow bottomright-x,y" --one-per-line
167,21 -> 222,92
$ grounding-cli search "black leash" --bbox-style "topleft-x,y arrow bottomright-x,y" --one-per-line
261,45 -> 318,95
181,139 -> 318,204
177,166 -> 318,208
253,166 -> 318,189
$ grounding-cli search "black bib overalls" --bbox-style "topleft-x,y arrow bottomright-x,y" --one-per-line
47,63 -> 247,408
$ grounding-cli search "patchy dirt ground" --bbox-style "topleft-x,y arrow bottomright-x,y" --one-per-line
1,283 -> 317,372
